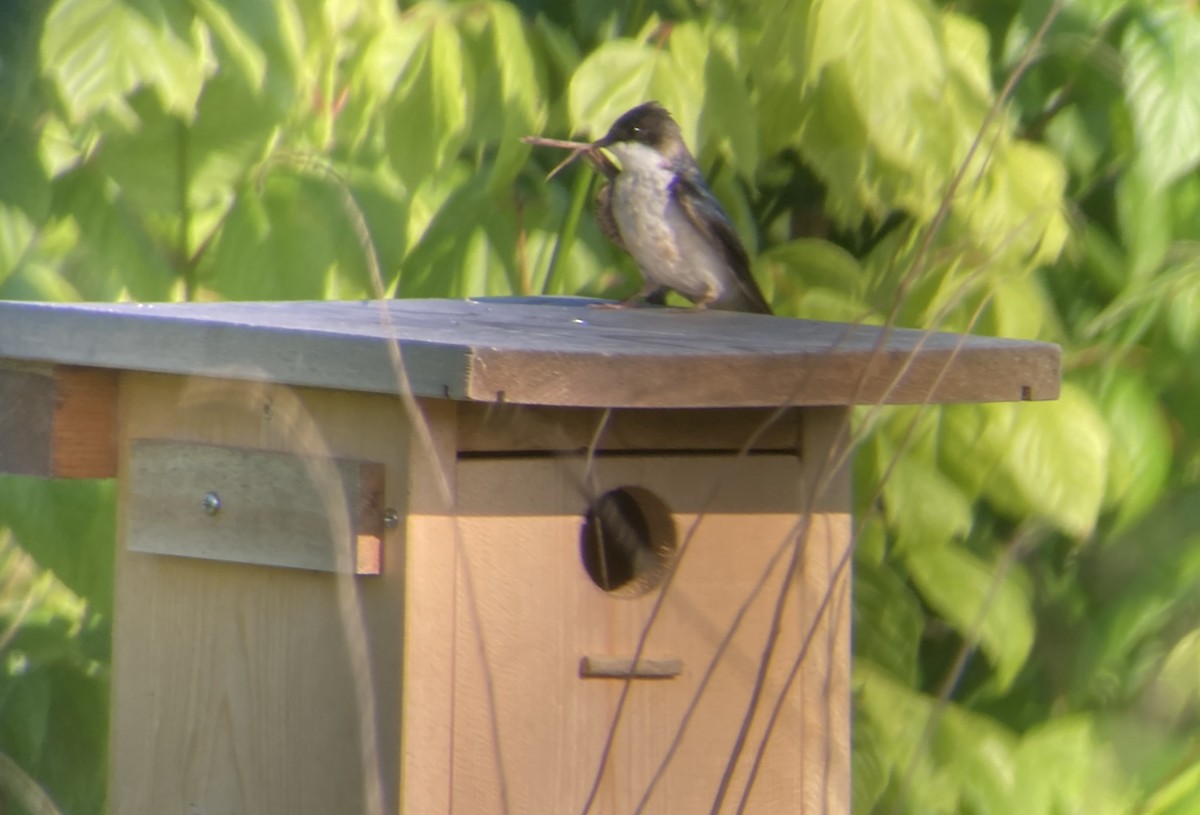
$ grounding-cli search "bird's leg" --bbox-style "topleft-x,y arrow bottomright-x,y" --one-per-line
675,287 -> 718,314
590,284 -> 670,310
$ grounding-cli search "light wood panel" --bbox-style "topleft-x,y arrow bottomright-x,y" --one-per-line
109,373 -> 414,815
441,446 -> 851,813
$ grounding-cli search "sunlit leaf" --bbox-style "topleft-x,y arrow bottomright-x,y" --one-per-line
385,17 -> 471,189
700,42 -> 757,176
977,273 -> 1057,341
202,171 -> 370,300
51,165 -> 177,300
191,0 -> 267,89
0,128 -> 52,284
941,384 -> 1109,538
855,559 -> 925,684
1123,7 -> 1200,189
809,0 -> 946,166
42,0 -> 215,124
883,450 -> 973,554
906,544 -> 1034,690
568,23 -> 708,146
1116,162 -> 1171,280
1092,369 -> 1171,530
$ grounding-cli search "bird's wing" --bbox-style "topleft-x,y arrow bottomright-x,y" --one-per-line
669,175 -> 772,315
593,182 -> 627,252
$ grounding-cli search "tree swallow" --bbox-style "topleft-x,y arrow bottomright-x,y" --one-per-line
592,102 -> 773,315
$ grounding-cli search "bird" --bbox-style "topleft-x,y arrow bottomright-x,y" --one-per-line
590,102 -> 772,315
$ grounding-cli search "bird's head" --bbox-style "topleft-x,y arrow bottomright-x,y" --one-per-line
593,102 -> 686,167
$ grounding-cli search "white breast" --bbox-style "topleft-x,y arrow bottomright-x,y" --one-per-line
606,142 -> 728,303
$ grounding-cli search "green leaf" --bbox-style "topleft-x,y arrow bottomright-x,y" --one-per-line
1123,7 -> 1200,189
1073,490 -> 1200,704
1013,717 -> 1126,815
855,660 -> 1019,813
0,263 -> 84,302
1166,263 -> 1200,350
854,559 -> 925,684
807,0 -> 945,97
461,1 -> 547,190
0,129 -> 52,284
906,544 -> 1034,690
976,273 -> 1056,341
757,238 -> 865,298
202,171 -> 371,300
1116,162 -> 1172,280
41,0 -> 215,125
808,0 -> 950,177
700,42 -> 757,176
851,707 -> 892,815
385,17 -> 472,189
51,164 -> 178,300
940,384 -> 1110,538
1144,763 -> 1200,815
964,141 -> 1069,268
0,479 -> 116,616
191,0 -> 267,89
568,40 -> 658,136
1145,630 -> 1200,726
1092,369 -> 1171,530
567,23 -> 707,145
884,450 -> 973,554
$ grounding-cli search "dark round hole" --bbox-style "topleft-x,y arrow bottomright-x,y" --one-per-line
580,487 -> 676,596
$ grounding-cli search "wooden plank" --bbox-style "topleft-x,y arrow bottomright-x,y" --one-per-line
397,399 -> 459,815
0,362 -> 117,477
456,403 -> 802,453
109,373 -> 412,815
579,656 -> 684,679
0,298 -> 1060,409
127,440 -> 385,574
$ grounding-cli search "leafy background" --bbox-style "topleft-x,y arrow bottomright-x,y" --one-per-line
2,0 -> 1200,811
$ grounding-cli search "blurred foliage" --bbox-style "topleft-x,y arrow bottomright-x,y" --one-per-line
2,0 -> 1200,811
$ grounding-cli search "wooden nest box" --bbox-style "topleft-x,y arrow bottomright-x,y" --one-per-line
0,298 -> 1060,814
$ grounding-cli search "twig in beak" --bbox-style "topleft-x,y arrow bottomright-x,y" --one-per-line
522,135 -> 618,181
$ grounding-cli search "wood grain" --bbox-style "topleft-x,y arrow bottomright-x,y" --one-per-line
444,448 -> 851,813
456,403 -> 802,453
127,439 -> 385,574
0,362 -> 117,477
0,298 -> 1060,409
110,373 -> 412,815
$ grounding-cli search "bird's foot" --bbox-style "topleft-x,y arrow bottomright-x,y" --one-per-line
589,299 -> 655,310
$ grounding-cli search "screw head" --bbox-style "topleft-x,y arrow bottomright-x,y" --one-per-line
383,509 -> 399,529
201,491 -> 222,516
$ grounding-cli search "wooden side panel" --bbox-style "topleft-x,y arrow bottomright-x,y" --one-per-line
439,445 -> 852,813
109,373 -> 413,815
397,399 -> 459,815
456,404 -> 802,454
0,362 -> 117,478
127,439 -> 385,574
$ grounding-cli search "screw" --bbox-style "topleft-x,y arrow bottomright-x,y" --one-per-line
262,400 -> 273,419
201,491 -> 222,516
383,509 -> 399,529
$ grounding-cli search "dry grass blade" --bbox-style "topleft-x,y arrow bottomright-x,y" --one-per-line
521,135 -> 616,180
